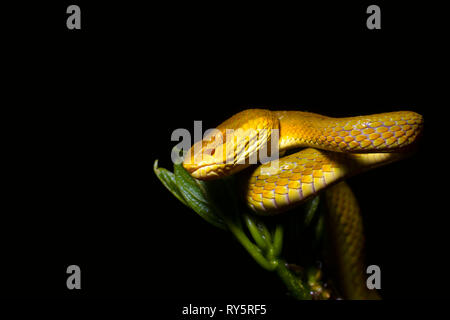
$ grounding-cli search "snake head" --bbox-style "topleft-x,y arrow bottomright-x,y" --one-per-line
183,109 -> 280,180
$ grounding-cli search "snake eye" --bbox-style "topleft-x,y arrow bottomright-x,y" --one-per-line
205,148 -> 216,156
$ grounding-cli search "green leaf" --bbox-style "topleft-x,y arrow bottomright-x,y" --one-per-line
303,195 -> 320,227
244,214 -> 268,251
153,160 -> 188,206
173,162 -> 226,230
272,224 -> 284,258
153,160 -> 225,229
276,260 -> 311,300
174,162 -> 210,204
314,214 -> 325,243
257,220 -> 273,245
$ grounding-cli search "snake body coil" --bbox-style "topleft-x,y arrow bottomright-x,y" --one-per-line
182,108 -> 423,299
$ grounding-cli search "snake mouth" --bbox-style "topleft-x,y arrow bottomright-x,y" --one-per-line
184,163 -> 224,180
183,157 -> 244,180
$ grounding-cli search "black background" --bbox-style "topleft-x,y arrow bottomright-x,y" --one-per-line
2,0 -> 449,312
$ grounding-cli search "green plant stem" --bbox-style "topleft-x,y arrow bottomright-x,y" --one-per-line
271,224 -> 283,258
154,160 -> 314,299
225,217 -> 277,271
244,214 -> 268,251
276,260 -> 311,300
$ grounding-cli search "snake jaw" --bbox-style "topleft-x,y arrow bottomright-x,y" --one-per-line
187,163 -> 228,180
182,142 -> 236,180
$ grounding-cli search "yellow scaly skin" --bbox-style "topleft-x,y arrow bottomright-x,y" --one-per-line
325,182 -> 380,300
272,110 -> 421,153
182,108 -> 423,300
183,109 -> 422,181
244,147 -> 405,214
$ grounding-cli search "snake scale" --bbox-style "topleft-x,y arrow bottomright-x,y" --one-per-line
182,109 -> 423,299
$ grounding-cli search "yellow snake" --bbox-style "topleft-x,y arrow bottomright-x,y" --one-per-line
182,109 -> 423,299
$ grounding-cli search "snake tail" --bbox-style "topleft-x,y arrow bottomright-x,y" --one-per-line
325,182 -> 380,300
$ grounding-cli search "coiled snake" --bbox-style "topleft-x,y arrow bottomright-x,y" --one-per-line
182,109 -> 423,299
